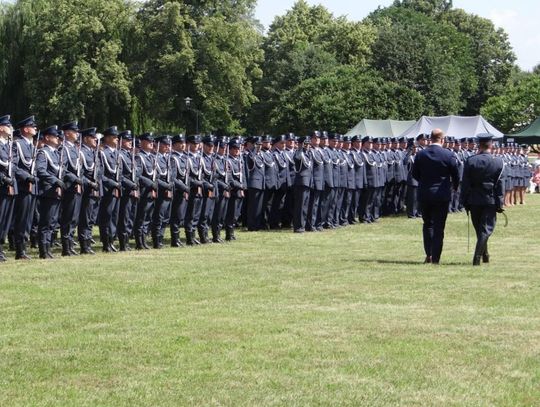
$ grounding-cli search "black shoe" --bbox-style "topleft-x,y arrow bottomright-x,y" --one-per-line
61,238 -> 71,256
199,231 -> 209,244
45,244 -> 54,259
39,244 -> 48,259
119,236 -> 127,252
141,235 -> 150,250
424,256 -> 432,264
68,240 -> 79,256
473,256 -> 481,266
15,243 -> 31,260
482,253 -> 490,263
102,236 -> 112,253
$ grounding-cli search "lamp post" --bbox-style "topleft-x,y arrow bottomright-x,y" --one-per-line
184,97 -> 199,134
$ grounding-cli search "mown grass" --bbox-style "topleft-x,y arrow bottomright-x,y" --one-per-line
1,195 -> 539,406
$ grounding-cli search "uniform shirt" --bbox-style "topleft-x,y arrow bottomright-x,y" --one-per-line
461,152 -> 504,208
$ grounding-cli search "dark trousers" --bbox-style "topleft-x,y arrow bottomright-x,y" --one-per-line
152,197 -> 172,239
60,191 -> 82,240
340,188 -> 353,225
225,192 -> 244,230
38,197 -> 61,246
293,186 -> 310,232
470,205 -> 497,257
134,195 -> 155,237
198,195 -> 215,235
117,195 -> 137,238
420,200 -> 450,263
13,192 -> 36,243
78,194 -> 99,241
281,187 -> 294,228
349,188 -> 361,223
170,195 -> 188,236
269,186 -> 286,228
307,189 -> 322,230
406,186 -> 419,218
321,186 -> 337,227
373,187 -> 384,220
359,187 -> 374,222
396,182 -> 407,214
0,195 -> 14,241
98,193 -> 119,240
334,187 -> 344,225
247,188 -> 264,231
211,194 -> 229,235
184,191 -> 202,234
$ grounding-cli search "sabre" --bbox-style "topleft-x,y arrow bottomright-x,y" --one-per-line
467,210 -> 470,253
500,211 -> 508,227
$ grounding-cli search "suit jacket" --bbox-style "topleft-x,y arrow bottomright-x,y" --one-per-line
36,145 -> 62,199
461,152 -> 504,209
412,144 -> 459,202
13,136 -> 38,195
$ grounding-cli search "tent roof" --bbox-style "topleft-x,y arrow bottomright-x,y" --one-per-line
399,115 -> 504,139
505,117 -> 540,144
345,119 -> 416,138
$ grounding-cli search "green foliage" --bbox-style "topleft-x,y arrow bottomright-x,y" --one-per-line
481,71 -> 540,133
367,6 -> 478,116
0,0 -> 525,134
272,66 -> 425,134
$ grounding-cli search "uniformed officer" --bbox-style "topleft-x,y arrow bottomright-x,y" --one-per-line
307,131 -> 324,231
117,130 -> 140,251
134,132 -> 157,250
350,135 -> 365,224
97,126 -> 122,252
152,135 -> 174,249
359,136 -> 377,223
461,133 -> 505,266
35,125 -> 65,259
0,115 -> 16,261
184,135 -> 204,245
12,116 -> 39,260
268,135 -> 289,229
224,138 -> 246,241
169,134 -> 189,247
198,135 -> 217,243
77,127 -> 101,254
292,136 -> 312,233
211,137 -> 231,243
246,136 -> 265,231
58,121 -> 83,256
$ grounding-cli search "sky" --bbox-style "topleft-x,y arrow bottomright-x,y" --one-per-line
255,0 -> 540,71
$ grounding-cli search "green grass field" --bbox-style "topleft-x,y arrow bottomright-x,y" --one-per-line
1,196 -> 539,406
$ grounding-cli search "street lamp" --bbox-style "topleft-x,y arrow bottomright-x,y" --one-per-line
184,97 -> 199,134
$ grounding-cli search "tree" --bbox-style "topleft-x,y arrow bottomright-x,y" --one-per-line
12,0 -> 134,128
481,71 -> 540,133
367,7 -> 478,116
250,0 -> 375,133
271,66 -> 425,134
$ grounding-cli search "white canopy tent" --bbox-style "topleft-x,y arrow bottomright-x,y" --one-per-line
399,115 -> 503,139
345,119 -> 416,138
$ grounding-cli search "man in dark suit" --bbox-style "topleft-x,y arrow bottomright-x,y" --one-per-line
461,133 -> 505,266
412,129 -> 459,264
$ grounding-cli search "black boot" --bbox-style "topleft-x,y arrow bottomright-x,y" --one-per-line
38,243 -> 48,259
61,238 -> 71,256
134,234 -> 143,250
225,228 -> 233,241
212,229 -> 224,243
81,239 -> 95,255
15,241 -> 31,260
108,238 -> 118,252
473,255 -> 481,266
171,232 -> 181,247
102,236 -> 111,253
199,230 -> 209,244
45,243 -> 54,259
68,239 -> 79,256
186,231 -> 200,246
30,232 -> 38,249
141,234 -> 150,250
119,235 -> 127,252
8,233 -> 15,251
124,235 -> 131,251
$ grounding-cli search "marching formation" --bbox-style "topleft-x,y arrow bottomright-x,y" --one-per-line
0,115 -> 533,262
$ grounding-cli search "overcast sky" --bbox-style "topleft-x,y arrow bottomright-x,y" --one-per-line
255,0 -> 540,71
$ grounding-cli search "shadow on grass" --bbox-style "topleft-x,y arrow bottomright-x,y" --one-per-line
355,258 -> 471,267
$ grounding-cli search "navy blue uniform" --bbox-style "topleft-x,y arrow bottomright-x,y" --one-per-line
169,151 -> 190,246
78,143 -> 101,253
461,152 -> 505,264
97,146 -> 121,250
117,148 -> 140,250
134,150 -> 157,249
12,136 -> 38,258
292,148 -> 312,232
412,144 -> 459,263
0,140 -> 17,259
224,154 -> 246,240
